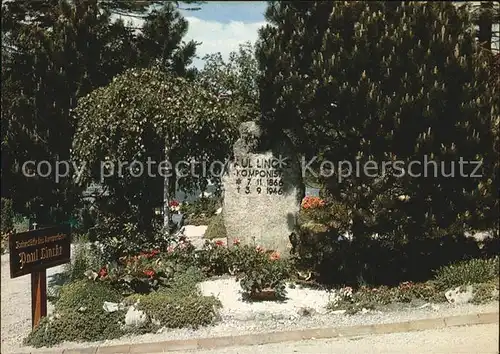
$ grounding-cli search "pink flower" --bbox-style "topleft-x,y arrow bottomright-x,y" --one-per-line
167,245 -> 175,253
215,240 -> 225,246
269,251 -> 280,261
98,267 -> 108,278
233,239 -> 240,245
256,246 -> 265,253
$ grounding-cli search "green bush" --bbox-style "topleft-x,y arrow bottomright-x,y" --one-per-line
55,279 -> 122,312
125,268 -> 220,330
204,213 -> 227,240
434,257 -> 499,290
25,280 -> 125,347
181,197 -> 220,226
196,239 -> 232,276
234,245 -> 291,300
89,211 -> 172,262
328,281 -> 447,314
471,279 -> 500,304
130,292 -> 221,330
67,235 -> 104,281
1,198 -> 14,234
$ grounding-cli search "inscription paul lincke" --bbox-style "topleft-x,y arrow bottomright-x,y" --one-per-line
234,158 -> 285,195
9,226 -> 71,278
16,234 -> 66,269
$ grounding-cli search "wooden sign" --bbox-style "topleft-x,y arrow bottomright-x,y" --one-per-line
9,225 -> 71,328
9,225 -> 71,278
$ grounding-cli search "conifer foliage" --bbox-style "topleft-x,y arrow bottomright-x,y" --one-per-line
257,1 -> 498,241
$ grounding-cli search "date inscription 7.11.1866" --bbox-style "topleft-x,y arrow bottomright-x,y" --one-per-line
234,157 -> 285,195
9,225 -> 71,278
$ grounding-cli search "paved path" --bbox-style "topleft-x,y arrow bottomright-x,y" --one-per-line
186,323 -> 499,354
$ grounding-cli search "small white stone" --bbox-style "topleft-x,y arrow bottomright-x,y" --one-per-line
124,305 -> 148,327
445,285 -> 474,305
102,301 -> 119,313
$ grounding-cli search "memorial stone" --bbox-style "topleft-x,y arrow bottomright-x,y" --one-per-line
222,121 -> 305,256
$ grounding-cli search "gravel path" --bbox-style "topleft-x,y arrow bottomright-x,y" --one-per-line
1,250 -> 499,354
187,323 -> 500,354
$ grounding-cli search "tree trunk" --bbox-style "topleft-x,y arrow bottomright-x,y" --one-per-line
163,144 -> 170,232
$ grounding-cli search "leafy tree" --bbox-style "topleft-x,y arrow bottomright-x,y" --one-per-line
257,1 -> 498,279
72,67 -> 238,237
199,42 -> 260,123
1,1 -> 201,224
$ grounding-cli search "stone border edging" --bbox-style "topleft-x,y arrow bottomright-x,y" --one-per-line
20,311 -> 499,354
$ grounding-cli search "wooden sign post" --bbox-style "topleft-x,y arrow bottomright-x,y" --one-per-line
9,225 -> 71,328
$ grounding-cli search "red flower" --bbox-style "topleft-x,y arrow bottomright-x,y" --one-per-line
301,196 -> 325,209
98,267 -> 108,278
169,200 -> 179,207
269,251 -> 280,261
215,240 -> 225,246
151,249 -> 160,256
143,269 -> 156,278
233,238 -> 240,246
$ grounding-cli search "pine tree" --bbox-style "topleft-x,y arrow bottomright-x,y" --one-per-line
257,2 -> 498,250
1,0 -> 201,223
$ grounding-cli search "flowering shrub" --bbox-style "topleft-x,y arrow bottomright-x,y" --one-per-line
234,245 -> 291,300
196,239 -> 231,276
194,241 -> 291,299
169,200 -> 181,214
301,196 -> 325,209
91,240 -> 197,295
328,281 -> 446,314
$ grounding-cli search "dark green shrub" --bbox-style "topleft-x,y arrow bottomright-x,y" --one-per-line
125,268 -> 220,329
25,280 -> 125,347
204,213 -> 227,240
161,266 -> 206,297
1,198 -> 14,234
328,281 -> 447,314
55,279 -> 123,312
130,292 -> 221,329
89,211 -> 172,262
434,257 -> 499,290
258,1 -> 498,282
471,279 -> 500,304
181,197 -> 220,225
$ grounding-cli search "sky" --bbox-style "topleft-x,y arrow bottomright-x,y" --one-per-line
178,1 -> 268,68
115,1 -> 268,68
117,1 -> 498,69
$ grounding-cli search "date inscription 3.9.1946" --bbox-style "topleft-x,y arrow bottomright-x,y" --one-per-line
234,157 -> 285,195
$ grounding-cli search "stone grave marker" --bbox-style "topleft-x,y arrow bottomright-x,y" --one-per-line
222,121 -> 305,256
